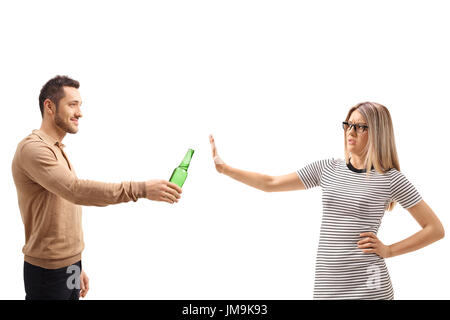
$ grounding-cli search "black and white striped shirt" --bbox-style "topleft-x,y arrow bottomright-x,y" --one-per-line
297,158 -> 422,300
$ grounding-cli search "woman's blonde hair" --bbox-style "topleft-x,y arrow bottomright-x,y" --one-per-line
343,102 -> 400,211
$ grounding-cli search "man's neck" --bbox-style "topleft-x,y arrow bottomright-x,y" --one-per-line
39,122 -> 66,145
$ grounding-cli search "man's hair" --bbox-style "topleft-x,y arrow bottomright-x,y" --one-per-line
39,75 -> 80,118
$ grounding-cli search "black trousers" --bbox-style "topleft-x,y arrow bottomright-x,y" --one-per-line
24,260 -> 82,300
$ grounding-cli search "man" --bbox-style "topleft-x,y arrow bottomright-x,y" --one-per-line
11,75 -> 182,300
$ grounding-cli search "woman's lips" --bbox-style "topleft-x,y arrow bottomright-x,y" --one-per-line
348,139 -> 356,145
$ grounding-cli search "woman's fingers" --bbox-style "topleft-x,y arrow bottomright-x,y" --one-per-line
358,232 -> 377,244
209,134 -> 225,165
357,233 -> 377,251
357,232 -> 389,258
357,237 -> 374,245
209,134 -> 226,172
358,232 -> 379,254
209,134 -> 217,157
358,242 -> 377,249
360,232 -> 377,239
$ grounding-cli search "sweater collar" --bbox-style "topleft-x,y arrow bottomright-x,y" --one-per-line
32,129 -> 66,149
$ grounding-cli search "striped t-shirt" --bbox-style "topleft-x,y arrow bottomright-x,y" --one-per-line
296,157 -> 422,300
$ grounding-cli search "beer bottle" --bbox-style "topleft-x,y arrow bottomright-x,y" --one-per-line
169,149 -> 195,188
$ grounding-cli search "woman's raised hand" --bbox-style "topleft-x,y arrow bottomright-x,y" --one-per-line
209,134 -> 226,173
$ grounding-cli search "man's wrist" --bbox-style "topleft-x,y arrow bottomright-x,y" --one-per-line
135,181 -> 147,198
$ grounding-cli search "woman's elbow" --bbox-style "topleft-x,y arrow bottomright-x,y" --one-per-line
263,176 -> 276,192
431,222 -> 445,241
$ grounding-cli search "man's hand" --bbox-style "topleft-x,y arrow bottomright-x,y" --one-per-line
80,270 -> 89,298
145,180 -> 182,204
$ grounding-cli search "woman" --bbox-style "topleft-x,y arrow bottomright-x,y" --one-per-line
209,102 -> 444,300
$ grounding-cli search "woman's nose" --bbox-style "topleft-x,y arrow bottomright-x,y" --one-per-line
348,127 -> 357,136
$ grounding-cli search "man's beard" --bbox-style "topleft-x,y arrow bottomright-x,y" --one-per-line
54,110 -> 77,134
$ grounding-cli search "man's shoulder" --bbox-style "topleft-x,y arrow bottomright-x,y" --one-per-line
15,131 -> 56,159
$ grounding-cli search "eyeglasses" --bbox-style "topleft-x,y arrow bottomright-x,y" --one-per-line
342,121 -> 369,133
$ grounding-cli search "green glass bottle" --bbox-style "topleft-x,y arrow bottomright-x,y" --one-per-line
169,149 -> 195,188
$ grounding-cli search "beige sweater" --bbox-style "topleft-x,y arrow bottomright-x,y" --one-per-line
11,129 -> 146,269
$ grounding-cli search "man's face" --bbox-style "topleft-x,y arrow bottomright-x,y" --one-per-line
54,87 -> 83,134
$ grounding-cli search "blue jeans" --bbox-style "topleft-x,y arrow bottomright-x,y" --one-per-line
23,260 -> 82,300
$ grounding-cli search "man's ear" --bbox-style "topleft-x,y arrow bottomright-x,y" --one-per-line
43,98 -> 56,116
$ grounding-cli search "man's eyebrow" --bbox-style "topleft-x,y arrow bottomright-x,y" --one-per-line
69,100 -> 82,104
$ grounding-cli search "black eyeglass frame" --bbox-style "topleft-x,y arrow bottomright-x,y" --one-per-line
342,121 -> 369,133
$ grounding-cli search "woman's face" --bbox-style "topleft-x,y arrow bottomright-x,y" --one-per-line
346,110 -> 369,155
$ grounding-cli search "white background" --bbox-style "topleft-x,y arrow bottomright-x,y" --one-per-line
0,0 -> 449,299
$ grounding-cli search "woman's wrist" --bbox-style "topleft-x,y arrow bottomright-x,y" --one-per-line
386,244 -> 393,258
221,164 -> 231,175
